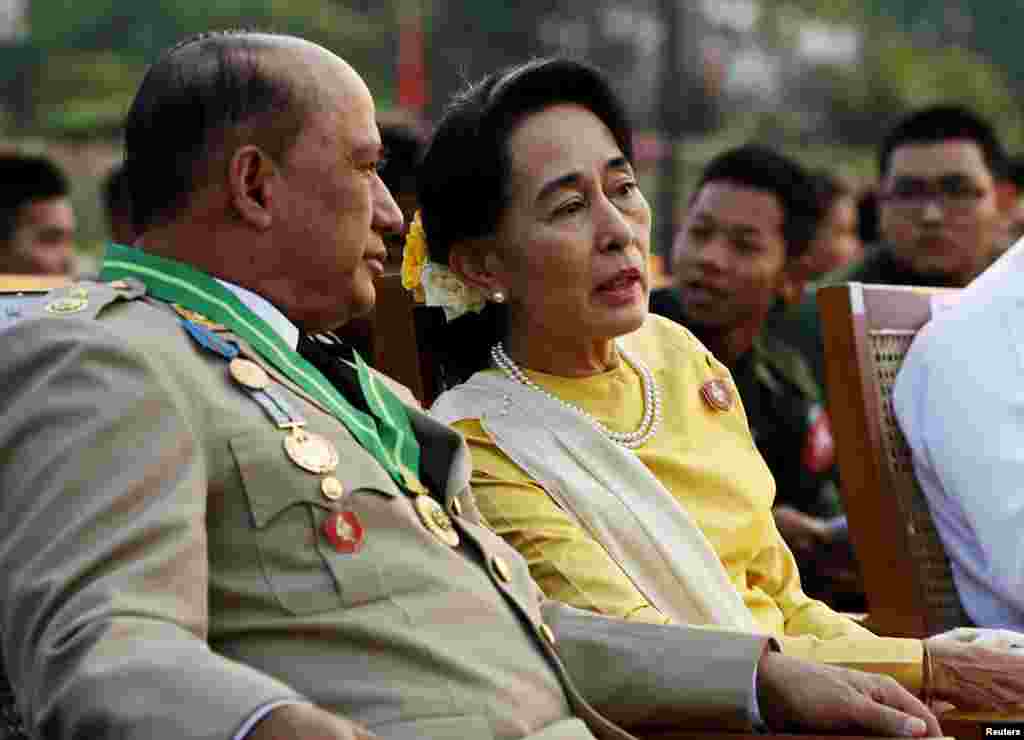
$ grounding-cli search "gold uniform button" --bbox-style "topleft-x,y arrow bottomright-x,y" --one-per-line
415,494 -> 460,547
450,496 -> 463,517
321,476 -> 345,501
492,555 -> 512,584
540,623 -> 556,646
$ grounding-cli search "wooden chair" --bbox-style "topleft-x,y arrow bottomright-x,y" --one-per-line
334,270 -> 448,406
818,282 -> 971,638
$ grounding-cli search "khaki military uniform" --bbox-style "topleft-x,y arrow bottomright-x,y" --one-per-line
0,279 -> 771,740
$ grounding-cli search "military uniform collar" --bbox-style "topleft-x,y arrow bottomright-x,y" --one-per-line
216,279 -> 299,351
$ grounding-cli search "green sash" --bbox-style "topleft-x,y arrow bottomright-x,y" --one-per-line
100,243 -> 421,485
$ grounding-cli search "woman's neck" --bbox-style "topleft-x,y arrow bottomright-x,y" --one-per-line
501,330 -> 618,378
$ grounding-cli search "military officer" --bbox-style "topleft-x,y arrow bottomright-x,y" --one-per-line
0,31 -> 939,740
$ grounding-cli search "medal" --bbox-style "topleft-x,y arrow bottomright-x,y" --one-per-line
229,358 -> 270,390
701,378 -> 733,411
283,426 -> 339,474
414,495 -> 460,547
322,510 -> 364,554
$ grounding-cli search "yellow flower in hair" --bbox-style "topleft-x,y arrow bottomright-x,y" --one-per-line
401,211 -> 428,302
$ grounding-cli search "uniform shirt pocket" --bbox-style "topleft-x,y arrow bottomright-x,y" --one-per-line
230,430 -> 396,615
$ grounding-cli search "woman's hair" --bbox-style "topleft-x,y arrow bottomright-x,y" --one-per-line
417,57 -> 634,384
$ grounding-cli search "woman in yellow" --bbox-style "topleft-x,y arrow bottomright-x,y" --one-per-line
406,57 -> 1024,711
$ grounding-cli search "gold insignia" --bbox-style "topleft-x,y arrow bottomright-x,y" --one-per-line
44,295 -> 88,315
44,286 -> 90,315
283,427 -> 339,474
414,495 -> 460,547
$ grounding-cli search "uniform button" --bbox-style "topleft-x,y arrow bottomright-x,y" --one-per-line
321,476 -> 345,501
492,555 -> 512,583
540,623 -> 556,646
450,496 -> 463,517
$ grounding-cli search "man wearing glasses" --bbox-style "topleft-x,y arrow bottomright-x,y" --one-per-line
769,105 -> 1015,389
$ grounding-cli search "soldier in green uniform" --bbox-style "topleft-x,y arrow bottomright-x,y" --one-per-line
651,145 -> 862,607
770,104 -> 1015,391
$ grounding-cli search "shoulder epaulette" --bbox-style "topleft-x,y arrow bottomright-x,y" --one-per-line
31,278 -> 148,322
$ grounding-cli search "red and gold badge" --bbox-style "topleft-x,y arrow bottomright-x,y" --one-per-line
322,510 -> 365,554
700,378 -> 733,411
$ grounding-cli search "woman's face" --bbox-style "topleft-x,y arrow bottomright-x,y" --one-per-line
490,103 -> 651,347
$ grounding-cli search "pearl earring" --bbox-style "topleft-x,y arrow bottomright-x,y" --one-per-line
492,291 -> 506,303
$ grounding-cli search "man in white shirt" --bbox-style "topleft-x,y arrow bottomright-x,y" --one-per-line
895,237 -> 1024,629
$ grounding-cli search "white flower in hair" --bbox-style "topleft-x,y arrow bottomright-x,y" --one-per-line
420,262 -> 488,321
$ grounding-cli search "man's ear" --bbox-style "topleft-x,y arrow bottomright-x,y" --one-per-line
228,146 -> 277,230
449,241 -> 506,296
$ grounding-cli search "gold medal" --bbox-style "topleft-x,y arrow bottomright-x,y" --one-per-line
414,495 -> 460,547
321,476 -> 345,501
700,378 -> 733,411
229,358 -> 270,390
283,427 -> 339,474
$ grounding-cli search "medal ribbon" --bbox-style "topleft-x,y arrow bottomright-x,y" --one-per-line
100,243 -> 420,485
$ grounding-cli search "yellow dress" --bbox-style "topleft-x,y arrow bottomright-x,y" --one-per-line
449,315 -> 923,690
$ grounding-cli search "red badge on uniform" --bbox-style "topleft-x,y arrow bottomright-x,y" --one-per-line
322,510 -> 365,554
802,405 -> 836,474
701,379 -> 734,411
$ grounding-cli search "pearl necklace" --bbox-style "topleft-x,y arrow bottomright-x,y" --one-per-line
491,341 -> 662,449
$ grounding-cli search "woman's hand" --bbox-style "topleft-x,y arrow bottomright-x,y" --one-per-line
926,635 -> 1024,712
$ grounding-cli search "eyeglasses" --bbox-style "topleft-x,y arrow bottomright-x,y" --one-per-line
880,175 -> 988,215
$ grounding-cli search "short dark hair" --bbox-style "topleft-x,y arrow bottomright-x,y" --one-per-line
418,57 -> 635,383
0,154 -> 69,244
694,145 -> 821,260
124,30 -> 314,232
878,105 -> 1008,179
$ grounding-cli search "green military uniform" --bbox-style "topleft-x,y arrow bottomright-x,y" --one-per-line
0,247 -> 772,740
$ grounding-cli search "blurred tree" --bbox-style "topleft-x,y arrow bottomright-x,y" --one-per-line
0,0 -> 397,136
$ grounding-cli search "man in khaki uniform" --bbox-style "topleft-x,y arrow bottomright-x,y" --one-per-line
0,31 -> 940,740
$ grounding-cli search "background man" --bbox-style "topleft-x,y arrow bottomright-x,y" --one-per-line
650,145 -> 861,607
0,30 -> 940,740
0,152 -> 76,275
773,104 -> 1014,389
895,239 -> 1024,630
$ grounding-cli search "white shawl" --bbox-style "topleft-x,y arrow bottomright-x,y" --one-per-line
431,370 -> 758,631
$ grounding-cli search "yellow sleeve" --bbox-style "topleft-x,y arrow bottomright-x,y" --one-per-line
779,634 -> 924,693
453,417 -> 669,625
746,521 -> 925,693
745,512 -> 871,639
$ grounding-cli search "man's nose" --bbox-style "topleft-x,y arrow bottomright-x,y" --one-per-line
373,176 -> 404,235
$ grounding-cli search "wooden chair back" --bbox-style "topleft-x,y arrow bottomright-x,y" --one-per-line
818,282 -> 971,638
334,271 -> 448,406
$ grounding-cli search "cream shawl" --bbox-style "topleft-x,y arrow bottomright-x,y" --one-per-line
431,368 -> 759,632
